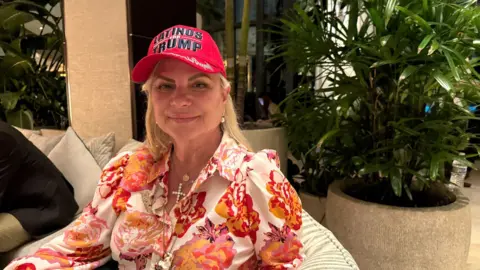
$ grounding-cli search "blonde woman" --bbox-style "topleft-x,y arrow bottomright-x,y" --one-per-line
6,25 -> 304,270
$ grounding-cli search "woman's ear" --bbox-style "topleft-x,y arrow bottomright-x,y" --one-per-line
222,86 -> 230,103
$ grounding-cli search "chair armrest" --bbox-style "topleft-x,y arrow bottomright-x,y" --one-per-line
299,210 -> 359,270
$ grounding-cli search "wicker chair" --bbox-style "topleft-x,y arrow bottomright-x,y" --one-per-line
300,210 -> 359,269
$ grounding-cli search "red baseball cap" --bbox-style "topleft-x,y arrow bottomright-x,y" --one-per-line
131,25 -> 226,83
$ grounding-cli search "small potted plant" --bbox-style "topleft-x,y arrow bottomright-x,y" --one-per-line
278,0 -> 480,269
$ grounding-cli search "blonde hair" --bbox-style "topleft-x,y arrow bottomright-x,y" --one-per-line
141,65 -> 252,159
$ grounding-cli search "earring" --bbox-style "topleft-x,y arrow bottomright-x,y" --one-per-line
221,116 -> 225,123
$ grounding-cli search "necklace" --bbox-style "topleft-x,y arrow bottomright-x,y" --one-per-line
150,162 -> 196,269
170,167 -> 194,204
171,171 -> 192,204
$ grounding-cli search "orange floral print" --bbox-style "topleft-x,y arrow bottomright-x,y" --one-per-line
264,150 -> 281,169
217,145 -> 248,180
266,170 -> 302,230
193,157 -> 220,190
215,173 -> 260,243
112,187 -> 131,215
14,263 -> 36,270
113,211 -> 165,258
119,253 -> 151,270
30,248 -> 72,268
63,204 -> 108,248
238,254 -> 258,270
66,245 -> 110,264
258,223 -> 303,269
122,148 -> 156,192
173,218 -> 236,269
174,192 -> 207,238
98,154 -> 129,199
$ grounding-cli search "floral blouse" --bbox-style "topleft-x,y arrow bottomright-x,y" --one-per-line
6,133 -> 304,270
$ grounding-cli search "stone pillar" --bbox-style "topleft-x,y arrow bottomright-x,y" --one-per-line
63,0 -> 133,151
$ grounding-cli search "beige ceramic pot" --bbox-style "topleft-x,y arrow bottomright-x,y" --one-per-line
299,191 -> 327,225
325,180 -> 471,270
242,127 -> 288,174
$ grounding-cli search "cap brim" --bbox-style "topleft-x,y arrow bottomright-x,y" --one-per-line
131,53 -> 224,83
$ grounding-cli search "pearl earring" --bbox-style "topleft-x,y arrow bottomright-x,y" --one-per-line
221,116 -> 225,123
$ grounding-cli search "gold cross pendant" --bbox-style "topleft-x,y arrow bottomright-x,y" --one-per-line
172,183 -> 186,203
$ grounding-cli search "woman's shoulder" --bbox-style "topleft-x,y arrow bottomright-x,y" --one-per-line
242,149 -> 281,172
108,143 -> 153,168
226,148 -> 283,186
114,145 -> 165,192
101,144 -> 156,179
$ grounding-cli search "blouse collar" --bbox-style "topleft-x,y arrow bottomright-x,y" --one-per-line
121,131 -> 250,217
148,132 -> 248,186
138,132 -> 249,217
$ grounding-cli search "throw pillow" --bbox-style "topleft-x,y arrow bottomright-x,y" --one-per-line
48,127 -> 102,214
84,132 -> 115,168
117,139 -> 144,154
13,126 -> 41,139
29,133 -> 64,155
40,129 -> 66,137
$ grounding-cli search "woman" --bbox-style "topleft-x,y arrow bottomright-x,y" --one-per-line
5,25 -> 304,270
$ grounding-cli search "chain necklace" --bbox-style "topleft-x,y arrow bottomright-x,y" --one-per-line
150,159 -> 197,270
171,168 -> 194,204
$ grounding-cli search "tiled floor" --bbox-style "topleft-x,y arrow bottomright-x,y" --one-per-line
465,169 -> 480,270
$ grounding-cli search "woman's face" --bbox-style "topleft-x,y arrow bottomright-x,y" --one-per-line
149,58 -> 228,143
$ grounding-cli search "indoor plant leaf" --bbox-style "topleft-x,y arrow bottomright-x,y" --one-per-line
380,35 -> 392,46
399,66 -> 417,82
396,6 -> 432,32
0,5 -> 35,32
442,50 -> 460,81
367,7 -> 385,32
418,33 -> 435,53
385,0 -> 398,26
428,39 -> 439,55
433,72 -> 453,91
5,108 -> 34,129
0,91 -> 22,111
390,168 -> 402,197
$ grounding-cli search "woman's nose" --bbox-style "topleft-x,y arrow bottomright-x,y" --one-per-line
170,88 -> 191,107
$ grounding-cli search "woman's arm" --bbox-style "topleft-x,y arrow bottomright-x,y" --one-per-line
246,150 -> 305,269
5,153 -> 132,270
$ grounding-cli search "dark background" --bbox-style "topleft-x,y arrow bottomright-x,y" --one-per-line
127,0 -> 197,140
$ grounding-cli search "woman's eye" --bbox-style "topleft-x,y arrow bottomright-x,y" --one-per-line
192,82 -> 208,89
156,84 -> 174,91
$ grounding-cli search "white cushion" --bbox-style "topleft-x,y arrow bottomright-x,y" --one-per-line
84,132 -> 115,168
48,127 -> 101,214
13,126 -> 41,139
28,133 -> 64,155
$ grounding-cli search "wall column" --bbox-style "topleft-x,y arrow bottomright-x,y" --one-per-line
63,0 -> 133,151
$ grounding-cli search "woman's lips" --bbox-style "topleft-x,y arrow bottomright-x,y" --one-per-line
168,115 -> 199,123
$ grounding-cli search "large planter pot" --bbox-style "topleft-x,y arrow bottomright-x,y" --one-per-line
299,191 -> 327,225
242,127 -> 288,174
325,180 -> 471,270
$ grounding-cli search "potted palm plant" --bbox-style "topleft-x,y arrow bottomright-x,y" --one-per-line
278,0 -> 480,269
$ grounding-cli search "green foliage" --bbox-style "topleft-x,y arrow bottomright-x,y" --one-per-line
276,0 -> 480,200
0,0 -> 67,129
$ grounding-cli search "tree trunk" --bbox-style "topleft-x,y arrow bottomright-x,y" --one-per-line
225,0 -> 235,100
236,0 -> 250,126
